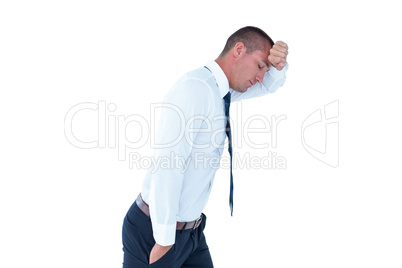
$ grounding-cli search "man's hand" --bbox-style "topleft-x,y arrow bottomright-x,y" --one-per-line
268,41 -> 288,71
149,243 -> 173,264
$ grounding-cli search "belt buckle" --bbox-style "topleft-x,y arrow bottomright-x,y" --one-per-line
192,215 -> 202,230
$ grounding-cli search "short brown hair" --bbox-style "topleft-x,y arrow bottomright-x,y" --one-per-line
220,26 -> 274,56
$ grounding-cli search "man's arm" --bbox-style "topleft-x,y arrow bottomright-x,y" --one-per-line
231,41 -> 289,102
147,78 -> 212,263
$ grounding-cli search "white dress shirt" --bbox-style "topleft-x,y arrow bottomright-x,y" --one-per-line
141,60 -> 288,246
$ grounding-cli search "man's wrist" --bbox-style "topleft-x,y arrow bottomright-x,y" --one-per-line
269,62 -> 288,78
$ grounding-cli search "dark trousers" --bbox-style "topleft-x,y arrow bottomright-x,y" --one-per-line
122,201 -> 214,268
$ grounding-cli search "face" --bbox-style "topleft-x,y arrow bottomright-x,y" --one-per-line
231,44 -> 272,93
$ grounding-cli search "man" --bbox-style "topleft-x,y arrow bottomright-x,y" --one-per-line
122,26 -> 288,267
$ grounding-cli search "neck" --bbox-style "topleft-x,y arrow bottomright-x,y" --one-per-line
215,56 -> 234,89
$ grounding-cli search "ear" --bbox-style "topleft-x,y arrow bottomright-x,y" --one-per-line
233,42 -> 246,58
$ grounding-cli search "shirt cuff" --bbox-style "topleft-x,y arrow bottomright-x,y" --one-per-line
268,62 -> 289,79
152,222 -> 177,246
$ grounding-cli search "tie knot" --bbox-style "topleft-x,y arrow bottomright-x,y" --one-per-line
223,91 -> 231,104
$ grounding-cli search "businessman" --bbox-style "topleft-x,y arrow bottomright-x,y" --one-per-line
122,26 -> 288,267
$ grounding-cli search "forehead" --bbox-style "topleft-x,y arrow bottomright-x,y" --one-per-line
250,47 -> 271,66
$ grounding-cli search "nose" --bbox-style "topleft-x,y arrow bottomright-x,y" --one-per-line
255,68 -> 267,84
255,73 -> 263,84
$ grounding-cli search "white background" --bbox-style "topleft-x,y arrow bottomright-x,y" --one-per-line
1,0 -> 402,267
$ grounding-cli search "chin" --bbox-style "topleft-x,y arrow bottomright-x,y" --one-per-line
233,87 -> 248,93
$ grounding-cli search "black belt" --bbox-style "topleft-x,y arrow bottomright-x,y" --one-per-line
135,194 -> 202,230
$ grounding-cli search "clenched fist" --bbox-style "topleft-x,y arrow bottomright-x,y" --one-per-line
268,41 -> 288,71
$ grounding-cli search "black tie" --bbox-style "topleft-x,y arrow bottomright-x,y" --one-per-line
223,92 -> 234,216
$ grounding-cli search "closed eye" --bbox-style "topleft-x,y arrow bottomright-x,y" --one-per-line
259,64 -> 270,72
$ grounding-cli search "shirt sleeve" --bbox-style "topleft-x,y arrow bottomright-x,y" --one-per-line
148,77 -> 212,246
231,62 -> 289,102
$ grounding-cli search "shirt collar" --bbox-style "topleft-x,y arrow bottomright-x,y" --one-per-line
205,60 -> 230,99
